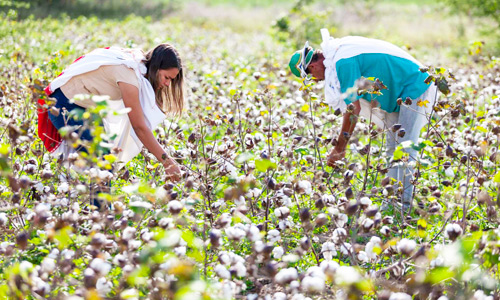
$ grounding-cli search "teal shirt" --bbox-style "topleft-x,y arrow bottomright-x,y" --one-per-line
336,53 -> 430,113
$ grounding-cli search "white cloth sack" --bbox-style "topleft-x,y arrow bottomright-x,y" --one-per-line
47,47 -> 166,165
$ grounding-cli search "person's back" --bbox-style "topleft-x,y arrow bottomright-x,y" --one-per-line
330,36 -> 429,113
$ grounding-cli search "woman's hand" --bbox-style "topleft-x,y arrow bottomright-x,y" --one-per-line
163,157 -> 182,182
327,148 -> 345,167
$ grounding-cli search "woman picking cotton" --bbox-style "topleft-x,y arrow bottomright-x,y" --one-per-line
39,44 -> 184,182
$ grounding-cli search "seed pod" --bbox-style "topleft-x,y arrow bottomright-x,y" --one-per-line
397,129 -> 406,138
299,208 -> 311,223
300,237 -> 310,250
315,198 -> 325,209
16,232 -> 28,250
345,201 -> 358,216
267,177 -> 276,190
391,124 -> 402,132
209,230 -> 221,248
404,97 -> 412,105
345,187 -> 353,199
445,145 -> 454,157
315,213 -> 328,227
441,180 -> 452,187
41,169 -> 53,180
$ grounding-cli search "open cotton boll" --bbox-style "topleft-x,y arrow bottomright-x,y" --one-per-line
267,229 -> 281,243
397,238 -> 416,255
332,228 -> 347,243
96,277 -> 113,296
296,180 -> 312,195
389,292 -> 412,300
214,264 -> 231,279
273,246 -> 284,259
335,266 -> 361,285
321,242 -> 337,260
90,258 -> 111,275
225,226 -> 246,241
41,257 -> 56,273
274,268 -> 299,285
444,223 -> 463,240
301,275 -> 325,293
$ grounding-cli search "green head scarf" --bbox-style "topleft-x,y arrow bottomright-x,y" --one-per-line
289,41 -> 314,78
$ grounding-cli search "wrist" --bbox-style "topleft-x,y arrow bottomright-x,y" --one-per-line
161,153 -> 171,165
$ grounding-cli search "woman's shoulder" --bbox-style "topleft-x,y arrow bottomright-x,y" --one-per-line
99,65 -> 139,87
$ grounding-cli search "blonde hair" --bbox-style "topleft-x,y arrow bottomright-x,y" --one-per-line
143,43 -> 184,115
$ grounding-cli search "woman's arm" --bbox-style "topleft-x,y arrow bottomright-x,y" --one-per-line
327,100 -> 361,167
118,82 -> 181,181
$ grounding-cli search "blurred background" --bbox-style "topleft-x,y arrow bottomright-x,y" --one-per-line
2,0 -> 500,64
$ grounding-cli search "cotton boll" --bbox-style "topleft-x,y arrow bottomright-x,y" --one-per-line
296,180 -> 312,195
267,229 -> 281,243
57,182 -> 69,193
41,257 -> 56,273
361,218 -> 374,231
365,236 -> 382,261
214,264 -> 231,279
321,242 -> 337,260
90,258 -> 111,275
358,251 -> 369,263
273,246 -> 284,259
231,261 -> 247,277
397,238 -> 416,255
225,226 -> 246,241
247,225 -> 261,242
274,207 -> 290,219
339,242 -> 352,256
445,167 -> 454,178
274,268 -> 298,285
96,277 -> 113,296
335,266 -> 361,285
273,292 -> 287,300
0,213 -> 8,226
301,275 -> 325,293
359,197 -> 371,208
320,260 -> 339,277
444,223 -> 463,241
167,200 -> 183,214
389,292 -> 412,300
335,213 -> 348,228
122,227 -> 136,241
332,228 -> 347,243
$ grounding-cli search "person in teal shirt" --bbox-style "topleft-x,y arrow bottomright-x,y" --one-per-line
289,29 -> 438,210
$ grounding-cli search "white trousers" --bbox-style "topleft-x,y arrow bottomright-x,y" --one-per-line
358,84 -> 438,209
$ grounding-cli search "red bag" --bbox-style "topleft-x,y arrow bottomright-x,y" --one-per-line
37,98 -> 62,152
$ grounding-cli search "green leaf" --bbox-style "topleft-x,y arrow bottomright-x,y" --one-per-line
255,159 -> 277,172
493,171 -> 500,183
474,126 -> 487,133
54,226 -> 72,250
294,148 -> 309,155
393,148 -> 405,160
0,144 -> 9,155
426,267 -> 454,284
